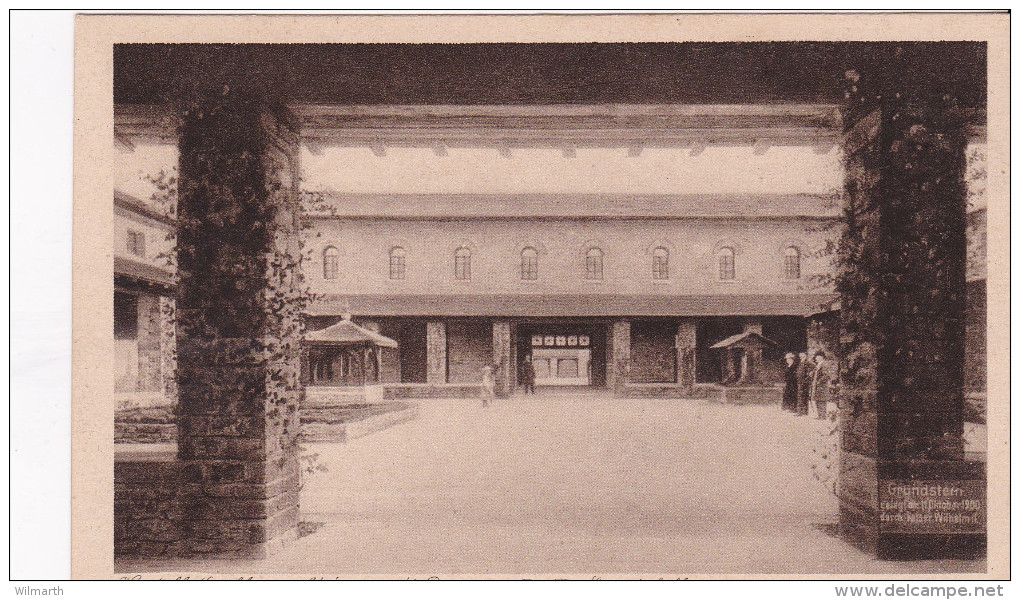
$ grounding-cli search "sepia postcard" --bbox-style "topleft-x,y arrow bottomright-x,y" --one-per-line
70,12 -> 1009,580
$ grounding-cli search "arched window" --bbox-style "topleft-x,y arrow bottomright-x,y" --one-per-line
585,247 -> 604,280
652,246 -> 669,280
323,246 -> 340,280
783,246 -> 801,280
389,247 -> 406,280
521,247 -> 538,280
718,247 -> 735,281
454,247 -> 471,280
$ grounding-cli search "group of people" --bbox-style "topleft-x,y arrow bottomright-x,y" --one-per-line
782,350 -> 837,419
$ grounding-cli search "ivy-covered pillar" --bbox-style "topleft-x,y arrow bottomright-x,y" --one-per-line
175,93 -> 304,557
837,57 -> 985,558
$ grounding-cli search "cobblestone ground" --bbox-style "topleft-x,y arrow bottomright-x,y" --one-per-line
119,391 -> 985,576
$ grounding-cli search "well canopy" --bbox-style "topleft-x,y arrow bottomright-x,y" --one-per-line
305,319 -> 399,348
710,331 -> 778,350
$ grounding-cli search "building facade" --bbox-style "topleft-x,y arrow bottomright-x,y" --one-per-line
113,190 -> 176,412
112,103 -> 987,403
304,194 -> 838,397
295,104 -> 844,398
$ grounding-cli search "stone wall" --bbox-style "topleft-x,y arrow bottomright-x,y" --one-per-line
115,457 -> 187,556
964,280 -> 987,395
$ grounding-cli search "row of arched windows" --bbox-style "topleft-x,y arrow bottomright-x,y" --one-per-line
322,245 -> 804,282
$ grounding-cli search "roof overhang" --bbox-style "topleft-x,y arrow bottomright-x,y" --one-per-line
307,293 -> 838,319
292,103 -> 843,151
115,103 -> 844,151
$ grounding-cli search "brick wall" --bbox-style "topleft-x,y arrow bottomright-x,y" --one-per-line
307,217 -> 836,298
964,280 -> 986,394
115,458 -> 186,556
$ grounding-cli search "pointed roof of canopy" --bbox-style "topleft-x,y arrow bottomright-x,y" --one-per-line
305,319 -> 399,348
710,331 -> 778,350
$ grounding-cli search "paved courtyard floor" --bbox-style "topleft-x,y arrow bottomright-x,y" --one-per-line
118,391 -> 985,577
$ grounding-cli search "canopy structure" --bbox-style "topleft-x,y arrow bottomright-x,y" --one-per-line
711,331 -> 779,386
305,319 -> 398,348
305,319 -> 398,388
710,331 -> 778,350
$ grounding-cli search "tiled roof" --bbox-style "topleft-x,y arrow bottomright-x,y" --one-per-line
114,190 -> 176,227
114,255 -> 175,290
710,331 -> 779,349
306,319 -> 399,347
308,293 -> 837,318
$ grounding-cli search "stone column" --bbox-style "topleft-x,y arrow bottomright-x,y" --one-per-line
676,319 -> 697,389
610,320 -> 631,395
837,61 -> 984,558
175,96 -> 303,557
136,294 -> 163,395
492,321 -> 512,397
426,321 -> 447,384
159,296 -> 177,404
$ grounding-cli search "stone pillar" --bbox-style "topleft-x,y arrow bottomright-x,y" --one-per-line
136,294 -> 163,394
676,319 -> 697,389
175,96 -> 303,557
610,320 -> 631,395
492,321 -> 512,397
426,321 -> 447,384
837,62 -> 984,558
159,296 -> 177,404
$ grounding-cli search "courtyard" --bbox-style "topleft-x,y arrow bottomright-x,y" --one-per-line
117,392 -> 985,577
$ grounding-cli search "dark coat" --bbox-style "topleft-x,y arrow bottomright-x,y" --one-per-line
782,358 -> 799,409
796,358 -> 814,405
521,360 -> 536,384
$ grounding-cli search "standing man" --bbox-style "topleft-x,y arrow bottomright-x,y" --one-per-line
782,352 -> 799,412
796,351 -> 813,416
810,350 -> 837,420
521,354 -> 537,395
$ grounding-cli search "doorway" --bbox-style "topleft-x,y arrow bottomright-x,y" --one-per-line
517,323 -> 607,389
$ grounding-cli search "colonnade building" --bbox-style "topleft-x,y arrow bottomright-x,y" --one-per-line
297,104 -> 843,399
114,102 -> 987,403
